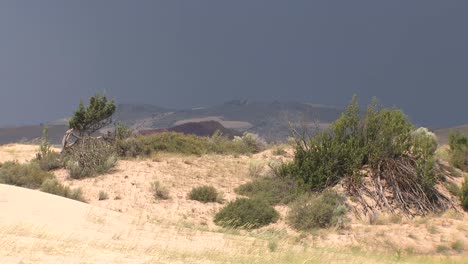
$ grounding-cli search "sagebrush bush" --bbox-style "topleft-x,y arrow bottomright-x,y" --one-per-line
233,133 -> 267,153
34,126 -> 63,171
151,181 -> 170,200
40,178 -> 85,202
235,177 -> 301,205
449,131 -> 468,172
188,185 -> 222,203
116,131 -> 258,158
287,190 -> 348,230
0,162 -> 54,189
214,198 -> 279,229
461,177 -> 468,211
64,137 -> 117,179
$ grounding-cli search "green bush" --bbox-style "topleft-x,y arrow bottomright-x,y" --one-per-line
235,177 -> 301,205
188,185 -> 222,203
35,151 -> 62,171
287,190 -> 348,230
449,131 -> 468,172
461,177 -> 468,211
40,178 -> 85,202
34,126 -> 63,171
116,131 -> 259,158
151,181 -> 170,200
0,162 -> 54,189
233,133 -> 267,153
68,93 -> 116,136
64,137 -> 117,179
214,198 -> 279,229
283,96 -> 438,195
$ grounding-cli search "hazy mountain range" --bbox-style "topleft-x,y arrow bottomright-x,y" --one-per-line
0,100 -> 465,145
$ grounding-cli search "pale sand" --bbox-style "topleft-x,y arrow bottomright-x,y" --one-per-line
0,144 -> 467,263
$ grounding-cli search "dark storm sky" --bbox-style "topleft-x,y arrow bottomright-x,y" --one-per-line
0,1 -> 467,127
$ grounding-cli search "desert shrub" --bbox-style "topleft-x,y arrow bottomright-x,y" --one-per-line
283,96 -> 439,196
151,181 -> 170,200
114,122 -> 133,140
248,160 -> 264,178
188,185 -> 221,203
0,162 -> 54,189
461,177 -> 468,211
287,190 -> 347,230
214,198 -> 279,229
235,177 -> 301,205
64,137 -> 117,179
233,133 -> 267,153
40,178 -> 85,202
449,131 -> 468,172
34,126 -> 63,171
116,134 -> 198,158
68,93 -> 116,136
98,190 -> 109,200
117,131 -> 259,158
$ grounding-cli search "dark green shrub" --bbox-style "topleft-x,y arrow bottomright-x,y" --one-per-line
64,137 -> 117,179
287,190 -> 347,230
188,185 -> 222,203
40,178 -> 85,202
115,136 -> 147,157
214,198 -> 279,229
449,131 -> 468,172
0,162 -> 54,189
235,177 -> 301,205
151,181 -> 170,200
68,93 -> 116,136
284,96 -> 438,196
461,177 -> 468,211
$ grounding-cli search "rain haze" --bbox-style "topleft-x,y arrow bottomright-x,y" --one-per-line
0,0 -> 467,127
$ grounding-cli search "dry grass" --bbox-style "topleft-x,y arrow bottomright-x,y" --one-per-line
0,144 -> 467,263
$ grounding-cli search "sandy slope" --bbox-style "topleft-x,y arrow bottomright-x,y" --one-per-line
0,144 -> 467,263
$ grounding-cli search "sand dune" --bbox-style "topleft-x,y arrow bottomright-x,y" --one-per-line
0,144 -> 467,263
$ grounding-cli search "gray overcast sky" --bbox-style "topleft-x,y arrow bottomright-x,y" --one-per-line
0,1 -> 467,127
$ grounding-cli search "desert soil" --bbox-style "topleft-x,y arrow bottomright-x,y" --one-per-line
0,144 -> 467,264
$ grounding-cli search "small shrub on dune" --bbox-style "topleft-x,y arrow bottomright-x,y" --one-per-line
34,126 -> 62,171
35,151 -> 62,171
188,185 -> 222,203
40,178 -> 85,202
64,137 -> 117,179
287,190 -> 348,231
0,162 -> 54,189
98,190 -> 109,200
235,177 -> 301,205
214,198 -> 279,229
151,181 -> 170,200
233,133 -> 267,153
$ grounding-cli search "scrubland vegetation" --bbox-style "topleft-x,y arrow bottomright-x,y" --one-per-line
0,94 -> 467,263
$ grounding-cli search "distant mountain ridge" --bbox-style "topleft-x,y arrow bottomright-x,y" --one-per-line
0,100 -> 343,144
